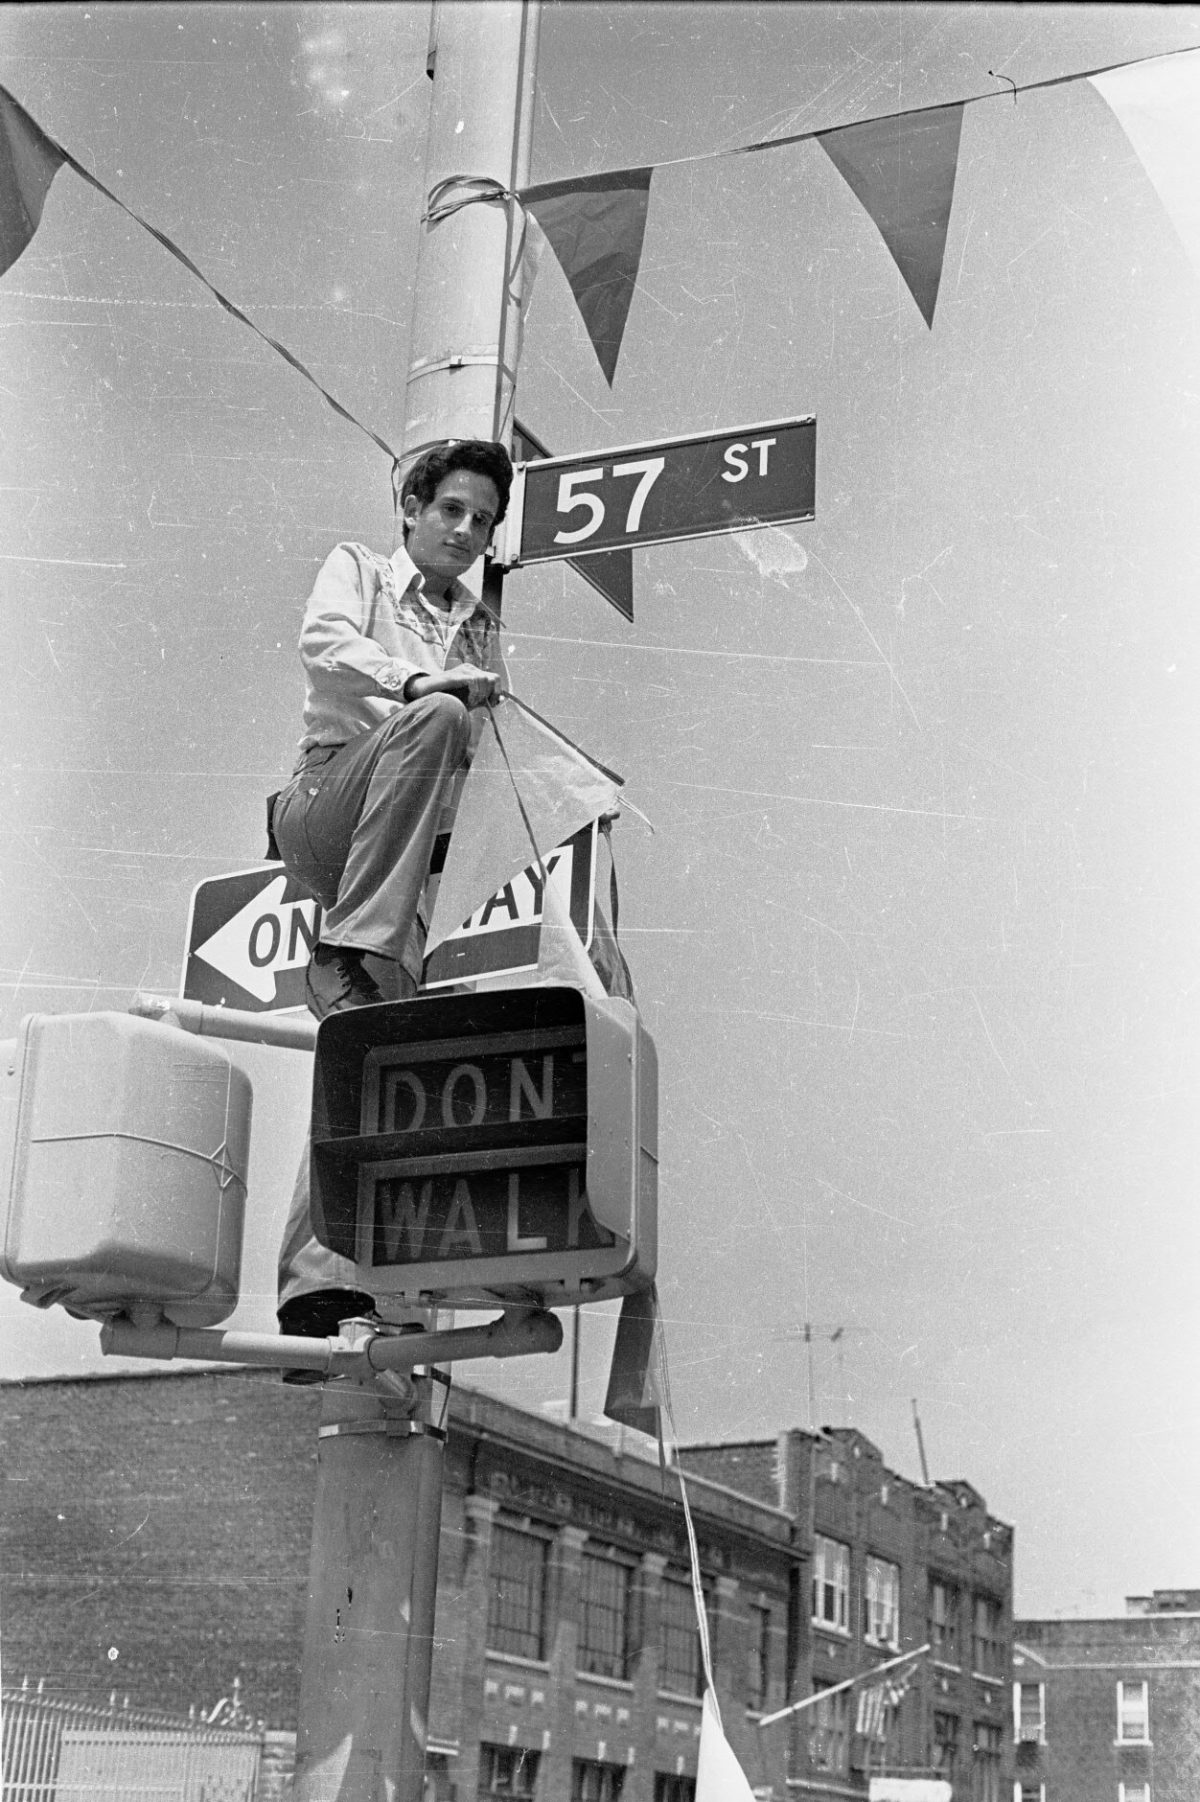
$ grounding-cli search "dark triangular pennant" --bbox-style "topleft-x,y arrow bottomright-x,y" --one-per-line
0,84 -> 66,276
603,1283 -> 664,1440
521,168 -> 653,384
818,102 -> 964,327
514,420 -> 634,619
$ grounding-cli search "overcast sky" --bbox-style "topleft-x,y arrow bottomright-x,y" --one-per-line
3,2 -> 1200,1620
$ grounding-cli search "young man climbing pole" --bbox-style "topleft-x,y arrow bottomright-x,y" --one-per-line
269,438 -> 513,1348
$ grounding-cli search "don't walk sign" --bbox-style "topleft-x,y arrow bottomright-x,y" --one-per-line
181,824 -> 599,1013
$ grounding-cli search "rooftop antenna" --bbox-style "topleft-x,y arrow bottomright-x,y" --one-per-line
911,1397 -> 931,1486
773,1323 -> 846,1430
831,1326 -> 845,1423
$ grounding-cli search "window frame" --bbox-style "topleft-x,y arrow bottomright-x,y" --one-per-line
746,1601 -> 771,1711
808,1681 -> 851,1773
812,1534 -> 851,1635
932,1709 -> 961,1777
972,1594 -> 1005,1678
571,1756 -> 627,1802
1116,1679 -> 1150,1744
578,1546 -> 636,1682
487,1522 -> 551,1663
928,1577 -> 961,1666
863,1555 -> 901,1649
653,1777 -> 696,1802
1013,1680 -> 1045,1744
477,1742 -> 540,1799
972,1721 -> 1003,1802
658,1570 -> 705,1698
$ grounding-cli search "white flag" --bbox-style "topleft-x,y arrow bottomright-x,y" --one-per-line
535,868 -> 607,997
695,1690 -> 758,1802
427,695 -> 622,956
1090,49 -> 1200,279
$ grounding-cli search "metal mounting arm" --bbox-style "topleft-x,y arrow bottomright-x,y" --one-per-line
99,1306 -> 563,1376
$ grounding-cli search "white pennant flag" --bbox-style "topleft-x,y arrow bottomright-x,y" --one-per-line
427,695 -> 622,957
536,869 -> 607,998
1090,49 -> 1200,279
696,1690 -> 758,1802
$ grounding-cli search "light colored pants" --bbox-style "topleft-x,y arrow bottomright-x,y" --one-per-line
271,693 -> 471,969
272,695 -> 471,1306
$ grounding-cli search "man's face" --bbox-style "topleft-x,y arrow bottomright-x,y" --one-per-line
403,469 -> 501,590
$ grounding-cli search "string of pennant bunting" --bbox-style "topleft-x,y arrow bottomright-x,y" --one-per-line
2,43 -> 1200,454
511,44 -> 1200,382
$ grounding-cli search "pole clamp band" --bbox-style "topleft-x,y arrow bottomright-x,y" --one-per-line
318,1418 -> 448,1443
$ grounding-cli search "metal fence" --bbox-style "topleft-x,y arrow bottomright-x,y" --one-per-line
2,1685 -> 263,1802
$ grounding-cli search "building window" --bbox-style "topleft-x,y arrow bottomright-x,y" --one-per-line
809,1682 -> 851,1772
1013,1786 -> 1045,1802
1119,1786 -> 1150,1802
653,1778 -> 695,1802
659,1572 -> 703,1697
812,1535 -> 850,1633
929,1578 -> 961,1665
487,1525 -> 549,1662
972,1595 -> 1005,1677
973,1722 -> 1003,1802
746,1602 -> 771,1710
1117,1680 -> 1149,1743
572,1758 -> 626,1801
864,1556 -> 901,1647
579,1550 -> 634,1680
478,1744 -> 539,1798
932,1711 -> 961,1778
1013,1681 -> 1045,1743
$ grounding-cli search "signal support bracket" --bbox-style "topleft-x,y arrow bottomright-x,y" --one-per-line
99,1304 -> 564,1379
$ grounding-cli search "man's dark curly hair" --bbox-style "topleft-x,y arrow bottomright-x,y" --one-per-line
399,440 -> 514,534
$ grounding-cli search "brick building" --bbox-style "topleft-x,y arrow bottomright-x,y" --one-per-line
1014,1591 -> 1200,1802
0,1369 -> 1013,1801
681,1426 -> 1015,1799
0,1369 -> 797,1799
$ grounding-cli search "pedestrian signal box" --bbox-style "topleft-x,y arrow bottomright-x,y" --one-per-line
309,985 -> 657,1308
0,1012 -> 251,1326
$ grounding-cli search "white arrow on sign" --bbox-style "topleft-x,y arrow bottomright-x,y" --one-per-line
193,874 -> 320,1004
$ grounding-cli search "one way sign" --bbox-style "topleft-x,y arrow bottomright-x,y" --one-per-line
182,824 -> 599,1013
182,865 -> 320,1012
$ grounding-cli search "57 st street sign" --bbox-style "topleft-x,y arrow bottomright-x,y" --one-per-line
497,414 -> 815,566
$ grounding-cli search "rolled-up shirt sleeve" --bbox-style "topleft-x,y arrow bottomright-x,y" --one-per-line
299,546 -> 423,699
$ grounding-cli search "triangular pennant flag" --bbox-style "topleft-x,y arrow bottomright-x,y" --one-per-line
521,168 -> 653,384
818,103 -> 964,327
536,875 -> 608,998
426,695 -> 622,956
0,85 -> 66,277
514,421 -> 635,618
1090,49 -> 1200,279
602,1283 -> 664,1438
696,1689 -> 758,1802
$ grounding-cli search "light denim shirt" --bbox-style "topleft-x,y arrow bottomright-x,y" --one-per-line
293,541 -> 506,765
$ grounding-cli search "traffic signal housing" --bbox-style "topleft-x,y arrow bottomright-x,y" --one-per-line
309,984 -> 657,1308
0,1011 -> 251,1325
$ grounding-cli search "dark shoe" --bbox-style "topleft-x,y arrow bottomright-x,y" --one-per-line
305,944 -> 384,1020
278,1288 -> 377,1386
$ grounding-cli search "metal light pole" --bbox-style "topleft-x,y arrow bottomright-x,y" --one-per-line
397,0 -> 540,478
292,8 -> 541,1800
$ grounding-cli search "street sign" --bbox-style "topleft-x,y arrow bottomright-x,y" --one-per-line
182,824 -> 599,1012
423,821 -> 597,989
183,865 -> 319,1012
500,414 -> 816,565
309,985 -> 658,1308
